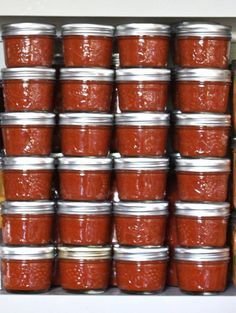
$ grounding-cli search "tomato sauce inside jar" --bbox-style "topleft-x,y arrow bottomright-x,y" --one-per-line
175,247 -> 229,294
114,201 -> 168,246
116,23 -> 170,68
62,24 -> 114,68
2,23 -> 56,68
57,201 -> 112,245
59,113 -> 113,157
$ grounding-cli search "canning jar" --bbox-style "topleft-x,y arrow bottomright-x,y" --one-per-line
2,201 -> 55,245
59,113 -> 113,156
175,247 -> 230,294
175,201 -> 230,247
1,112 -> 55,156
175,157 -> 230,202
114,246 -> 168,294
115,113 -> 169,157
114,201 -> 168,246
2,23 -> 56,67
1,246 -> 55,292
174,68 -> 231,113
3,156 -> 54,201
115,157 -> 169,201
116,68 -> 170,112
2,68 -> 56,112
175,113 -> 231,157
57,201 -> 112,245
173,22 -> 232,68
58,246 -> 112,293
116,23 -> 171,68
60,68 -> 114,112
58,157 -> 112,201
61,24 -> 114,68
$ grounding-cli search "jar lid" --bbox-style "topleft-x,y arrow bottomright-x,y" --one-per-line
175,113 -> 231,127
1,112 -> 56,126
116,68 -> 171,82
174,247 -> 230,262
115,113 -> 170,126
116,23 -> 171,37
114,246 -> 169,261
1,245 -> 55,260
60,68 -> 114,81
115,157 -> 169,171
58,157 -> 112,171
57,201 -> 112,215
58,246 -> 112,260
173,22 -> 231,38
3,157 -> 55,170
175,201 -> 230,217
174,68 -> 231,82
175,157 -> 230,172
2,68 -> 56,80
2,201 -> 55,215
61,24 -> 114,37
59,113 -> 113,126
2,23 -> 56,36
113,201 -> 168,216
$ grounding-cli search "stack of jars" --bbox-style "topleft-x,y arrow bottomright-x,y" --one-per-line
0,22 -> 57,293
172,22 -> 231,294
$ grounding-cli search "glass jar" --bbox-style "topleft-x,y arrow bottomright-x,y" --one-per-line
58,157 -> 112,201
1,112 -> 55,156
60,68 -> 114,112
2,23 -> 56,67
61,24 -> 114,68
175,201 -> 230,247
116,23 -> 171,67
175,157 -> 230,202
3,156 -> 54,201
115,157 -> 169,201
114,201 -> 168,246
115,113 -> 169,157
57,201 -> 112,245
116,68 -> 170,112
59,113 -> 113,156
114,246 -> 168,294
175,247 -> 230,294
175,113 -> 231,157
173,22 -> 232,68
1,246 -> 55,292
58,246 -> 112,293
174,68 -> 231,113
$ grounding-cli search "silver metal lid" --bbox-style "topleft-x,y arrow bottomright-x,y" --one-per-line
175,201 -> 230,217
59,113 -> 113,126
60,68 -> 114,81
2,68 -> 56,80
61,24 -> 114,37
174,247 -> 230,262
2,23 -> 56,36
113,201 -> 168,216
115,113 -> 170,126
174,68 -> 231,82
2,201 -> 55,215
1,112 -> 56,126
115,157 -> 169,170
116,23 -> 171,37
114,246 -> 169,261
57,201 -> 111,215
1,246 -> 55,260
3,157 -> 55,170
58,246 -> 112,260
175,157 -> 230,172
116,68 -> 171,82
175,113 -> 231,127
58,157 -> 112,171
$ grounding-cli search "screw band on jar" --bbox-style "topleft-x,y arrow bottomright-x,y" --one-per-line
60,68 -> 114,81
57,201 -> 112,215
2,23 -> 57,36
58,156 -> 112,171
1,112 -> 56,126
2,200 -> 55,214
113,201 -> 169,216
3,156 -> 55,170
61,24 -> 115,37
175,157 -> 231,172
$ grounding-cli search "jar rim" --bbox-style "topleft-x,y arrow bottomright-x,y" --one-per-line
175,201 -> 230,217
115,113 -> 170,126
58,245 -> 112,260
116,23 -> 171,37
174,68 -> 231,82
116,68 -> 171,82
2,201 -> 55,214
61,23 -> 114,37
114,157 -> 169,170
57,201 -> 112,215
2,22 -> 56,36
1,112 -> 56,126
60,68 -> 114,81
113,201 -> 168,216
174,247 -> 230,261
59,113 -> 113,126
3,156 -> 55,170
1,245 -> 55,260
58,157 -> 112,171
2,67 -> 56,80
114,246 -> 169,261
175,113 -> 231,127
175,157 -> 230,172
